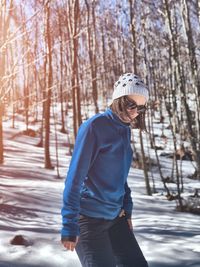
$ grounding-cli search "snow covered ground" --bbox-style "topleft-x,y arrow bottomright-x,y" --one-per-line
0,113 -> 200,267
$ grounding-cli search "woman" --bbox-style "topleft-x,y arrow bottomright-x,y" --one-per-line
61,73 -> 149,267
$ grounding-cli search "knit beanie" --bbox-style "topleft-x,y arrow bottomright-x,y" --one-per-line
112,73 -> 149,101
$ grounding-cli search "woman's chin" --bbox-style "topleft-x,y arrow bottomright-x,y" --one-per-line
122,115 -> 138,123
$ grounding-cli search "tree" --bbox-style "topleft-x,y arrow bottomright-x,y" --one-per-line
44,0 -> 53,169
129,0 -> 152,196
0,0 -> 13,164
85,0 -> 99,114
68,0 -> 81,138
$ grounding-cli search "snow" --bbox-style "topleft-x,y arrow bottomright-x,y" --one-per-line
0,112 -> 200,267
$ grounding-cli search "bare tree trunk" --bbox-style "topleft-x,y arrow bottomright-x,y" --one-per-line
182,0 -> 200,179
58,10 -> 66,133
44,1 -> 53,169
69,0 -> 81,138
0,0 -> 13,164
10,45 -> 15,129
144,37 -> 171,195
37,72 -> 45,147
128,0 -> 137,73
52,101 -> 60,178
33,0 -> 39,123
129,0 -> 151,195
0,103 -> 3,164
164,0 -> 184,207
85,0 -> 99,114
20,4 -> 29,131
195,0 -> 200,23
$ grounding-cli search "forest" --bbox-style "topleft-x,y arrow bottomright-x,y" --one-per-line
0,0 -> 200,266
1,0 -> 200,207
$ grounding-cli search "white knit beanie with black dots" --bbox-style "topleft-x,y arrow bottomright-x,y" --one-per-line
112,73 -> 149,101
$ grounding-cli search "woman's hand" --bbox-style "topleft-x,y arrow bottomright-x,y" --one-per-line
119,209 -> 133,232
119,209 -> 126,217
61,237 -> 79,251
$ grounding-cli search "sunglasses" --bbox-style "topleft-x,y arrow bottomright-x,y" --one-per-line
124,97 -> 147,113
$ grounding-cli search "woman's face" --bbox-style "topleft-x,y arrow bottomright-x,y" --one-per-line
121,95 -> 147,123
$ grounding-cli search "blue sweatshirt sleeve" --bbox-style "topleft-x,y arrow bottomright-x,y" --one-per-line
61,121 -> 98,239
122,182 -> 133,218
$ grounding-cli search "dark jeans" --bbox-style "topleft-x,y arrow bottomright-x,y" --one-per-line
75,215 -> 149,267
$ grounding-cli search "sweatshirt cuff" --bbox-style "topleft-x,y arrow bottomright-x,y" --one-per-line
61,236 -> 77,242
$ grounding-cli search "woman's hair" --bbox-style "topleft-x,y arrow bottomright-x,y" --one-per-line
109,96 -> 147,131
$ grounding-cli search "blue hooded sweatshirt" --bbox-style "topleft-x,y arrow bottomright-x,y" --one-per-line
61,108 -> 133,239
